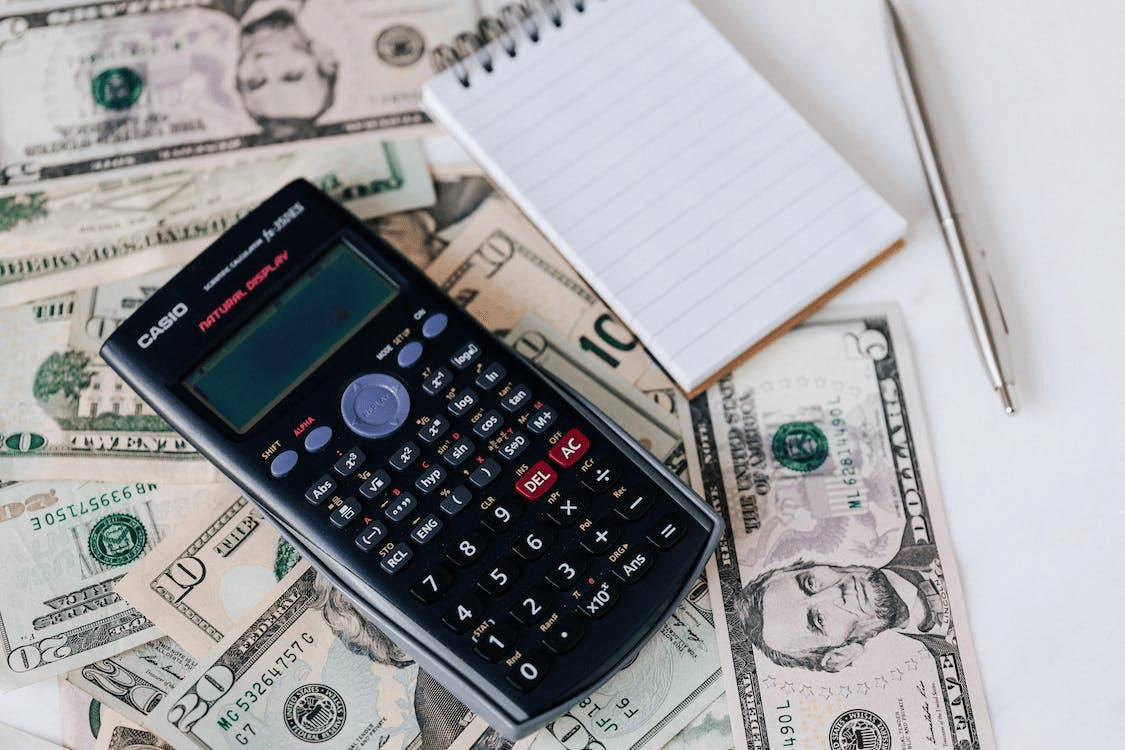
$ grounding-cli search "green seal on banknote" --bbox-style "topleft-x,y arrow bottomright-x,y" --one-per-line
88,513 -> 147,566
90,68 -> 144,111
771,421 -> 829,472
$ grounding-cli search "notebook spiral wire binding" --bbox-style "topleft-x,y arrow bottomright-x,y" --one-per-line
431,0 -> 593,87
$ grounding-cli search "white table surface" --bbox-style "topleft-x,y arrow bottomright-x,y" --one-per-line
3,0 -> 1123,747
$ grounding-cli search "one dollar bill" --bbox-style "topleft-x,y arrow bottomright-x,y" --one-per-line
678,306 -> 996,750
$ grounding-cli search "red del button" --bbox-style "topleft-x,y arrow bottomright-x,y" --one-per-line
548,428 -> 590,468
516,461 -> 557,501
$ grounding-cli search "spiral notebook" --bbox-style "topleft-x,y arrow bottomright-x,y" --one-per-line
424,0 -> 906,395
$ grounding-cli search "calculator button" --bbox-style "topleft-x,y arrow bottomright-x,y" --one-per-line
647,513 -> 686,549
388,441 -> 421,471
513,523 -> 555,561
443,437 -> 475,466
397,341 -> 423,368
510,585 -> 554,625
580,518 -> 621,555
415,464 -> 447,494
469,458 -> 502,488
422,313 -> 448,338
423,367 -> 453,396
577,578 -> 620,619
615,488 -> 655,520
446,531 -> 486,567
481,498 -> 523,532
544,552 -> 585,590
417,415 -> 451,444
448,388 -> 480,416
410,566 -> 453,604
302,425 -> 332,453
527,406 -> 557,434
543,615 -> 585,654
500,384 -> 532,412
384,492 -> 418,523
508,653 -> 551,692
515,461 -> 557,500
547,428 -> 590,468
341,373 -> 410,439
472,410 -> 504,439
477,557 -> 519,596
304,475 -> 336,506
451,342 -> 481,370
547,494 -> 587,526
329,497 -> 362,529
410,514 -> 443,546
475,362 -> 506,390
612,546 -> 654,584
333,447 -> 365,478
380,543 -> 413,575
581,463 -> 621,492
354,519 -> 388,552
442,593 -> 485,633
498,430 -> 530,461
475,623 -> 517,662
269,450 -> 298,478
358,469 -> 391,500
440,485 -> 473,516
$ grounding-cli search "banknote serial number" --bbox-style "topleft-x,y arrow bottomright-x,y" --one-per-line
774,700 -> 797,746
27,483 -> 157,531
229,632 -> 315,717
574,695 -> 639,734
828,399 -> 862,499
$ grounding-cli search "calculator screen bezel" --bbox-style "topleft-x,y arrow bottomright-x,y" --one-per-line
181,239 -> 399,434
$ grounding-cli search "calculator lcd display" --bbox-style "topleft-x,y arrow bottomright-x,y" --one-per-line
184,242 -> 398,433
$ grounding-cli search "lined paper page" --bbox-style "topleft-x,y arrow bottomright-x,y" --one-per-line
425,0 -> 905,392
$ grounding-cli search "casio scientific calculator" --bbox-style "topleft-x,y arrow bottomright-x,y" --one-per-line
100,179 -> 721,739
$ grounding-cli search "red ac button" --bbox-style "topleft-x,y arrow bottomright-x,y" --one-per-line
548,428 -> 590,469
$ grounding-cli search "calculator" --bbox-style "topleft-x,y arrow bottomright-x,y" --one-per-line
100,180 -> 721,739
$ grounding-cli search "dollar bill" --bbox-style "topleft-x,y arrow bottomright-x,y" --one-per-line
523,579 -> 722,750
0,139 -> 435,306
505,313 -> 684,475
147,563 -> 486,750
677,306 -> 996,750
423,198 -> 678,413
0,0 -> 478,191
0,721 -> 68,750
116,491 -> 300,659
93,712 -> 176,750
0,266 -> 214,482
369,163 -> 495,271
0,481 -> 226,690
58,677 -> 101,750
661,695 -> 734,750
68,637 -> 198,727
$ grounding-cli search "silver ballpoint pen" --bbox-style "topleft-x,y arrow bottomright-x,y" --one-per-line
883,0 -> 1019,414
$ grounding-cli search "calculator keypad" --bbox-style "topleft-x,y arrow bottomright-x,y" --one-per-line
269,301 -> 707,710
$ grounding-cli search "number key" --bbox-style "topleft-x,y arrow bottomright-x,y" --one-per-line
477,557 -> 519,596
474,622 -> 517,663
446,531 -> 486,568
481,498 -> 523,532
545,551 -> 585,590
410,566 -> 453,604
510,585 -> 553,625
441,593 -> 484,633
513,522 -> 555,561
508,653 -> 551,692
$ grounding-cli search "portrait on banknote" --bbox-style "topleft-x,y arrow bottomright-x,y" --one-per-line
680,308 -> 994,750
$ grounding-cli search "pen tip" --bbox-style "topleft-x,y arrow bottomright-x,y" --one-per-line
998,383 -> 1019,415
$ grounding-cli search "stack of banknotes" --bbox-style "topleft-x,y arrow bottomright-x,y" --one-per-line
0,1 -> 996,749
